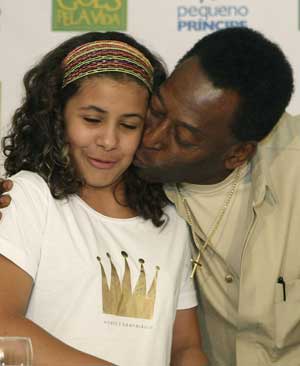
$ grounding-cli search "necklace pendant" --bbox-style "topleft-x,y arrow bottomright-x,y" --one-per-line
190,254 -> 202,278
178,165 -> 243,280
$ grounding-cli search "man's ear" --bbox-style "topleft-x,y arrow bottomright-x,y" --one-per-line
224,141 -> 257,170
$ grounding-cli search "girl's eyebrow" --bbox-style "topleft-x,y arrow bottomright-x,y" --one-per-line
79,105 -> 107,113
79,106 -> 144,120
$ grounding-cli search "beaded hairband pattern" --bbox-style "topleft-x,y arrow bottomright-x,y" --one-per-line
62,40 -> 154,91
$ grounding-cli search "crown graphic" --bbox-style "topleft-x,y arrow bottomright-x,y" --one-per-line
97,252 -> 160,320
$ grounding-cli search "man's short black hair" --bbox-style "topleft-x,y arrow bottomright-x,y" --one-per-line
178,27 -> 294,141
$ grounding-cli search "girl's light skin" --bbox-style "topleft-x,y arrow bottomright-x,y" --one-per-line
0,76 -> 208,366
64,76 -> 149,218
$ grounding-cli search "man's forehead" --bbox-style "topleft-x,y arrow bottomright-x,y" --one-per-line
159,69 -> 228,113
154,70 -> 240,135
165,59 -> 220,98
170,57 -> 202,80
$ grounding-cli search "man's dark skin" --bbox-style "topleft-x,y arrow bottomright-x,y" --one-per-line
0,180 -> 12,215
134,57 -> 256,185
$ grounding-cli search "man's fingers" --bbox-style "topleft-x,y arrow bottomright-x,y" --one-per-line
0,179 -> 13,194
0,194 -> 11,208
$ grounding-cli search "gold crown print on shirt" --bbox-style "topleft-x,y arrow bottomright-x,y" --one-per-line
97,251 -> 160,319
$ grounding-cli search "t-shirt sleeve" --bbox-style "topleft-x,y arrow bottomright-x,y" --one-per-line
0,171 -> 49,280
176,235 -> 198,310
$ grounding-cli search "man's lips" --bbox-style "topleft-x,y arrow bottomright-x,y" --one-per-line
134,148 -> 153,167
133,155 -> 145,168
87,156 -> 118,169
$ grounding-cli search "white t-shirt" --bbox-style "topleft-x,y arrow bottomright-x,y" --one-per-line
0,171 -> 197,366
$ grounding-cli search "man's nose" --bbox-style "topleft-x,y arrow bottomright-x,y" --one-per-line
142,119 -> 169,150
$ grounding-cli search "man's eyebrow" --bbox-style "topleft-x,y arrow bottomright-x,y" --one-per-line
156,89 -> 206,135
154,89 -> 166,109
175,120 -> 205,135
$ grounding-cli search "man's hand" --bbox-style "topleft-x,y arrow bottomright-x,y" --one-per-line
0,179 -> 13,219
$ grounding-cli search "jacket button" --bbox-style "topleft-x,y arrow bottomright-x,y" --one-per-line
225,274 -> 233,283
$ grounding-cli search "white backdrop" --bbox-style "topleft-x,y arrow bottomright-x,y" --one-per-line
0,0 -> 299,136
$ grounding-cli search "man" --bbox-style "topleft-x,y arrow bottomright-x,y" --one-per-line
133,27 -> 299,366
1,27 -> 299,365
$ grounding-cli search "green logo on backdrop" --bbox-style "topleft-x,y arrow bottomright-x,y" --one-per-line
52,0 -> 127,31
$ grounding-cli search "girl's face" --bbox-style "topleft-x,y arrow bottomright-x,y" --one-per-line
64,76 -> 149,192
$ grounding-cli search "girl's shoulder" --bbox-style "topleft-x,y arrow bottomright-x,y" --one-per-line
9,170 -> 51,204
162,204 -> 189,230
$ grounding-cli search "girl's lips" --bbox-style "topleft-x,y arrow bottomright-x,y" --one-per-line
87,157 -> 117,169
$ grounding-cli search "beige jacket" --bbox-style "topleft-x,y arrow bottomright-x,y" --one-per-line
165,113 -> 300,366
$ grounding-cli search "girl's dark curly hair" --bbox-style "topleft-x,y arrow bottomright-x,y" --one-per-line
2,32 -> 169,227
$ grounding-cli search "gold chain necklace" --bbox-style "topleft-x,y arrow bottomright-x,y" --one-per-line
177,166 -> 242,278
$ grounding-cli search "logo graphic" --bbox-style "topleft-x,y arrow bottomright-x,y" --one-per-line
52,0 -> 127,31
97,252 -> 159,319
177,0 -> 249,32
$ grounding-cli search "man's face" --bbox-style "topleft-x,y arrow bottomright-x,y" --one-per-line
134,57 -> 241,185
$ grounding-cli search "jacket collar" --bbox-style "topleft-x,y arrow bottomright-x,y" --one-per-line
250,112 -> 290,208
250,147 -> 277,208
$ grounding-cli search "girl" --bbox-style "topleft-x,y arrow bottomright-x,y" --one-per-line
0,32 -> 207,366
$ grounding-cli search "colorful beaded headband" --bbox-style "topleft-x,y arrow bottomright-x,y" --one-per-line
62,40 -> 154,91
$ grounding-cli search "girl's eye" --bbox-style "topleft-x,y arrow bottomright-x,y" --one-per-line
121,124 -> 138,130
83,117 -> 102,123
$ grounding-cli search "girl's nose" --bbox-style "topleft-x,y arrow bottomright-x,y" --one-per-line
95,125 -> 118,151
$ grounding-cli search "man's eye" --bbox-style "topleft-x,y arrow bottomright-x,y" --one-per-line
175,130 -> 200,149
149,105 -> 164,119
177,140 -> 199,149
